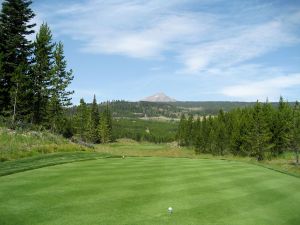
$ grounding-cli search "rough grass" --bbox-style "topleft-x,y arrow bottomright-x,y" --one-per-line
1,157 -> 300,225
0,127 -> 88,161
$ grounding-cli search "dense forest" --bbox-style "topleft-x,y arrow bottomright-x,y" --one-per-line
112,118 -> 177,143
177,97 -> 300,162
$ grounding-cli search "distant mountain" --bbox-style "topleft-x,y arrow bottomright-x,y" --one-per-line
142,92 -> 177,102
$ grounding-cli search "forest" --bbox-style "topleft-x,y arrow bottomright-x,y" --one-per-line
177,97 -> 300,162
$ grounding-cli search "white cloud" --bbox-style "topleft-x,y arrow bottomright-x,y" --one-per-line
37,0 -> 300,71
221,73 -> 300,101
37,0 -> 217,58
180,20 -> 299,73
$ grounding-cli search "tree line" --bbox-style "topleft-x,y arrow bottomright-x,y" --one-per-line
177,97 -> 300,162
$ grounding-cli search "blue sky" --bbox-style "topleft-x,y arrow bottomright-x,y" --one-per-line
4,0 -> 300,103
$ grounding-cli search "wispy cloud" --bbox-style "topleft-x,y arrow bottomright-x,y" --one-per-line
37,0 -> 300,73
36,0 -> 217,58
180,20 -> 299,73
221,73 -> 300,101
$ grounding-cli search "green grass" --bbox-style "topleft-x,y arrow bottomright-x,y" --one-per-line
0,152 -> 114,176
95,140 -> 300,177
95,139 -> 195,158
1,156 -> 300,225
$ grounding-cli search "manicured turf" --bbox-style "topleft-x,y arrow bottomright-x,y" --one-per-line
1,157 -> 300,225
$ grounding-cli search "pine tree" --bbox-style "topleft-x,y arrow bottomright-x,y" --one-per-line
200,116 -> 208,152
207,115 -> 216,154
0,52 -> 4,113
228,109 -> 248,156
215,110 -> 227,155
89,95 -> 100,143
177,114 -> 187,146
272,97 -> 293,156
98,103 -> 113,143
185,114 -> 193,146
52,42 -> 74,107
74,98 -> 89,141
105,103 -> 113,141
48,42 -> 74,130
246,102 -> 273,161
32,23 -> 55,124
0,0 -> 35,117
291,101 -> 300,165
194,117 -> 202,153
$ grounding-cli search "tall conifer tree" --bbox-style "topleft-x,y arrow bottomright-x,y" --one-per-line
272,97 -> 293,156
98,104 -> 112,144
292,101 -> 300,165
245,102 -> 273,160
0,0 -> 35,117
48,42 -> 74,130
177,114 -> 187,146
74,98 -> 90,141
32,23 -> 55,124
89,95 -> 100,143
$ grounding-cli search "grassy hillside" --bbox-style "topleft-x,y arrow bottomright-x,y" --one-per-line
1,157 -> 300,225
0,127 -> 88,161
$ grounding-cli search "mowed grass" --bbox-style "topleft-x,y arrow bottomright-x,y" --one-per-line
94,139 -> 195,158
1,157 -> 300,225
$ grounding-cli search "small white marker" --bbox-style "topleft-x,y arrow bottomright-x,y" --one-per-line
168,207 -> 173,214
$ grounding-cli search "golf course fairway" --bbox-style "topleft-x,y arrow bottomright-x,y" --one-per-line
0,157 -> 300,225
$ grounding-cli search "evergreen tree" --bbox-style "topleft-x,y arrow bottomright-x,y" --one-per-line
74,98 -> 90,141
228,109 -> 249,156
207,115 -> 216,154
272,97 -> 293,156
98,103 -> 113,143
0,0 -> 35,117
194,117 -> 202,153
185,114 -> 193,146
245,102 -> 273,161
89,95 -> 100,143
52,42 -> 74,107
0,52 -> 4,112
200,116 -> 209,152
177,114 -> 187,146
291,101 -> 300,165
32,23 -> 55,124
215,110 -> 227,155
48,42 -> 74,130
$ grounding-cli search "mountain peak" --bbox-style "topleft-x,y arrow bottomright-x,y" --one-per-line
142,92 -> 177,102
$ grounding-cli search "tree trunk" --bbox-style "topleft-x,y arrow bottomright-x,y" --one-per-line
12,83 -> 19,125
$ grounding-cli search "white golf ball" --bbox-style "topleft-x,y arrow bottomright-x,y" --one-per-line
168,207 -> 173,213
